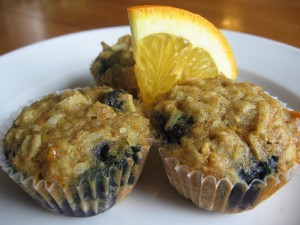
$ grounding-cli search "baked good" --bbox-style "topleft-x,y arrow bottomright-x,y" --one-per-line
152,75 -> 300,213
1,87 -> 153,216
90,35 -> 139,97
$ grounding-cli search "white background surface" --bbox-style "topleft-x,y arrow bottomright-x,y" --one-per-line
0,26 -> 299,225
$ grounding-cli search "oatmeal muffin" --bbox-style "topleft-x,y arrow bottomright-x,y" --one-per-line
152,75 -> 300,213
1,87 -> 153,217
90,35 -> 138,97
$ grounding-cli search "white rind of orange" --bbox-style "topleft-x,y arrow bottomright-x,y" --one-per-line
128,5 -> 237,79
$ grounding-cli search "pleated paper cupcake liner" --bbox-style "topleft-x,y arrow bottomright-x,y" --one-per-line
160,151 -> 299,213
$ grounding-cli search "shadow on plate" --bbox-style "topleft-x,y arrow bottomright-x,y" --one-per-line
66,74 -> 95,89
134,143 -> 223,216
0,170 -> 44,212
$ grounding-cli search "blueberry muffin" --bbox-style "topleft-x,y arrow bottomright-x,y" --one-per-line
90,35 -> 139,97
152,75 -> 300,213
1,87 -> 153,217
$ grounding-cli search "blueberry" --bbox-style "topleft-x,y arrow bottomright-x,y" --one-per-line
130,145 -> 142,164
98,56 -> 113,75
96,44 -> 122,75
153,111 -> 194,144
101,89 -> 125,110
238,155 -> 278,184
131,144 -> 141,153
167,115 -> 194,143
94,142 -> 112,162
98,57 -> 110,75
128,174 -> 136,185
153,111 -> 168,132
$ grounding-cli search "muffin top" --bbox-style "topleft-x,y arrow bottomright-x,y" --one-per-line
4,87 -> 151,186
152,76 -> 300,184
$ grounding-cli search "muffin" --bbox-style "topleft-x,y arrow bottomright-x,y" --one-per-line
90,35 -> 139,97
152,75 -> 300,213
0,87 -> 153,217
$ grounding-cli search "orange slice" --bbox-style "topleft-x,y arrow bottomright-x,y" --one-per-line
128,5 -> 237,106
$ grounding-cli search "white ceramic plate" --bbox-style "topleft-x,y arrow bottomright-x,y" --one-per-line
0,26 -> 299,225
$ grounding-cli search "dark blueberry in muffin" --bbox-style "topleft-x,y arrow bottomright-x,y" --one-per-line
238,155 -> 278,184
168,115 -> 194,143
153,111 -> 194,144
131,145 -> 141,153
153,111 -> 168,134
96,46 -> 118,75
128,173 -> 136,185
94,142 -> 112,162
131,145 -> 142,164
101,89 -> 126,111
94,142 -> 143,166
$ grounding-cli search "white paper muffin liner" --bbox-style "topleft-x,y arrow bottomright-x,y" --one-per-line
0,89 -> 154,217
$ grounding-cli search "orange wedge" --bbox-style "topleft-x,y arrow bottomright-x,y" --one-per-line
128,5 -> 237,106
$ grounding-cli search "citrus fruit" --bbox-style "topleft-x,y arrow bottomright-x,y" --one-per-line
128,5 -> 237,106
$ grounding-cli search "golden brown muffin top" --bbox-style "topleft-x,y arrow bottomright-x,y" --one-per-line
153,76 -> 300,183
4,87 -> 151,185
